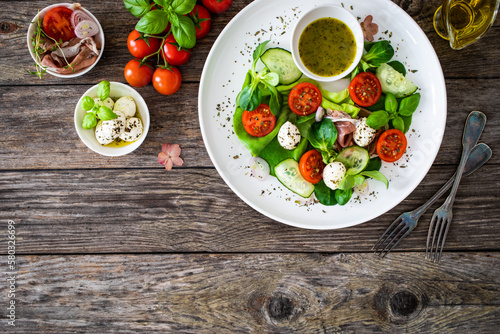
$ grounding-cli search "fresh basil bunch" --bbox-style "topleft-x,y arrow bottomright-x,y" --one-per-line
124,0 -> 197,48
366,92 -> 421,133
236,40 -> 282,115
82,81 -> 118,129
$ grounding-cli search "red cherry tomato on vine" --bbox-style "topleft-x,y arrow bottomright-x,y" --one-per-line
348,72 -> 382,107
188,5 -> 212,39
127,30 -> 161,59
376,129 -> 407,162
242,103 -> 276,137
161,35 -> 191,66
299,150 -> 325,184
43,7 -> 75,42
124,59 -> 154,87
202,0 -> 233,14
288,82 -> 322,116
153,67 -> 182,95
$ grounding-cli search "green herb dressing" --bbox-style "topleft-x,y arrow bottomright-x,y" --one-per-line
299,17 -> 357,77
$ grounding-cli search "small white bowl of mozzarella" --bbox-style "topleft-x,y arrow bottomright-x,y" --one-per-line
74,82 -> 150,156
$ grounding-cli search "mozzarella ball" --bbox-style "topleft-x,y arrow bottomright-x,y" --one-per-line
353,117 -> 377,147
278,121 -> 301,150
119,117 -> 143,142
323,161 -> 347,190
93,97 -> 114,110
95,111 -> 126,145
113,96 -> 137,117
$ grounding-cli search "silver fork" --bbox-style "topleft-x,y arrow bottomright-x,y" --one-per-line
373,142 -> 491,257
426,111 -> 487,262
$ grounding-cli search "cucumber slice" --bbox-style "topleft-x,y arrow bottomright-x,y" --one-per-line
376,63 -> 417,98
261,48 -> 302,85
336,146 -> 370,175
275,159 -> 314,198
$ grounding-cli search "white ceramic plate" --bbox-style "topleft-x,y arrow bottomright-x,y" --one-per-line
198,0 -> 446,229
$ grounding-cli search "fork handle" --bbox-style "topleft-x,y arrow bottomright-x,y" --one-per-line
410,174 -> 455,219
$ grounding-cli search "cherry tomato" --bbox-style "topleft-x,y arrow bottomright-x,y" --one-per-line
124,59 -> 154,87
242,104 -> 276,137
127,30 -> 161,59
153,67 -> 182,95
376,129 -> 407,162
288,82 -> 322,116
299,150 -> 325,184
161,35 -> 191,66
43,7 -> 75,42
188,5 -> 212,39
348,72 -> 382,107
202,0 -> 233,14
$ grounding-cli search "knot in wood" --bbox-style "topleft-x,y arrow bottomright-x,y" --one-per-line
0,22 -> 20,34
390,291 -> 419,317
268,294 -> 294,320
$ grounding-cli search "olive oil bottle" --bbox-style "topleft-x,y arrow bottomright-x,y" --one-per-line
434,0 -> 499,49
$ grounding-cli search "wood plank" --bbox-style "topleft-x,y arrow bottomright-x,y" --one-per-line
1,0 -> 499,87
0,79 -> 499,170
2,252 -> 499,333
1,165 -> 498,254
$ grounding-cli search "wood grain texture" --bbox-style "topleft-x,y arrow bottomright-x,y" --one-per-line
1,253 -> 499,333
1,165 -> 499,254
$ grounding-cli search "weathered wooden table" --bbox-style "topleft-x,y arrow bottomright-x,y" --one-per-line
1,0 -> 499,332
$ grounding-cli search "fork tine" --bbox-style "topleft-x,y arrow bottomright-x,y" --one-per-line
436,218 -> 452,262
432,217 -> 448,262
373,215 -> 403,251
425,216 -> 436,259
380,225 -> 411,258
428,216 -> 442,260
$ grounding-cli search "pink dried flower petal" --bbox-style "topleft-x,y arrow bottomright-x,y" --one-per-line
164,159 -> 173,171
361,15 -> 378,42
166,144 -> 181,157
170,156 -> 184,167
158,152 -> 169,165
158,143 -> 183,170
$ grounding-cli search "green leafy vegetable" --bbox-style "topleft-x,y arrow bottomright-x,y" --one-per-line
392,116 -> 405,132
387,60 -> 406,76
361,170 -> 389,189
135,10 -> 170,35
82,96 -> 95,111
97,106 -> 118,121
366,110 -> 390,129
384,93 -> 398,114
362,40 -> 395,67
398,93 -> 421,116
314,180 -> 338,206
172,15 -> 196,49
97,81 -> 110,101
335,188 -> 352,206
123,0 -> 153,17
364,157 -> 382,172
81,81 -> 118,130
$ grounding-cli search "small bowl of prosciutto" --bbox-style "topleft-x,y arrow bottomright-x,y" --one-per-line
27,3 -> 104,78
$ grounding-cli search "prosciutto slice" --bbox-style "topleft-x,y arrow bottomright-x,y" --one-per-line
325,109 -> 358,150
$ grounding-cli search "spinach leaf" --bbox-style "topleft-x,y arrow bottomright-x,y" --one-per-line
398,93 -> 421,116
124,0 -> 154,17
308,118 -> 337,153
314,180 -> 338,206
366,110 -> 390,129
172,15 -> 196,48
387,60 -> 407,76
362,40 -> 395,67
361,170 -> 389,188
364,157 -> 382,172
135,10 -> 169,34
335,188 -> 352,206
171,0 -> 196,15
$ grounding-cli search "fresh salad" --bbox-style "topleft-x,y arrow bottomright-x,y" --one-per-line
234,38 -> 420,206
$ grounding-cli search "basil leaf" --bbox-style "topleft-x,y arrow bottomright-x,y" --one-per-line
366,110 -> 390,129
387,60 -> 407,76
314,180 -> 338,206
136,10 -> 170,34
172,14 -> 196,48
82,96 -> 95,111
308,118 -> 338,153
398,93 -> 421,116
171,0 -> 196,15
97,80 -> 110,101
392,116 -> 405,133
384,93 -> 398,114
97,106 -> 118,121
168,10 -> 180,27
335,188 -> 352,206
361,170 -> 389,189
400,114 -> 412,133
124,0 -> 153,17
82,112 -> 97,129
